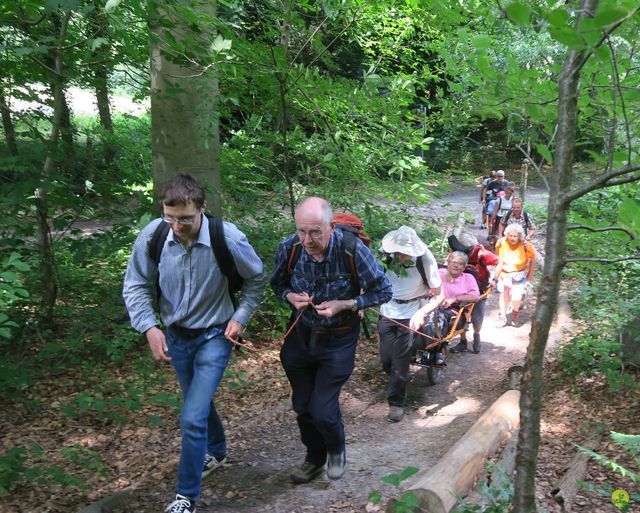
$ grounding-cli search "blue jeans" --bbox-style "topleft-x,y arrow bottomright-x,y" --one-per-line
280,322 -> 358,466
167,324 -> 233,501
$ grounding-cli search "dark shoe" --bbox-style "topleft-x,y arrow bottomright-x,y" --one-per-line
202,453 -> 227,478
327,451 -> 346,480
512,310 -> 520,326
435,353 -> 445,365
388,405 -> 404,423
450,340 -> 468,353
290,461 -> 324,484
165,494 -> 196,513
472,333 -> 481,354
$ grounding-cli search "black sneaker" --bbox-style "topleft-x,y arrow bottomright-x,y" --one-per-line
290,461 -> 324,484
327,451 -> 346,480
202,453 -> 227,478
165,494 -> 195,513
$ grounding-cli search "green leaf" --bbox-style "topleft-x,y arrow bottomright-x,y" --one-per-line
593,6 -> 629,28
549,26 -> 586,50
547,8 -> 570,28
368,490 -> 382,504
210,35 -> 232,54
381,474 -> 401,487
505,2 -> 531,26
535,143 -> 553,164
472,35 -> 492,50
89,38 -> 108,51
398,466 -> 420,481
14,47 -> 33,56
104,0 -> 122,12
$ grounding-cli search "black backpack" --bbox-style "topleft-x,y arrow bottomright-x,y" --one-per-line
149,214 -> 243,308
502,209 -> 531,235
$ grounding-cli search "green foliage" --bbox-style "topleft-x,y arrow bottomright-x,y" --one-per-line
369,466 -> 420,512
451,464 -> 513,513
576,431 -> 640,512
0,444 -> 106,495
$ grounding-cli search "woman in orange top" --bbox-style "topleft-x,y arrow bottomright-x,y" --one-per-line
491,223 -> 536,327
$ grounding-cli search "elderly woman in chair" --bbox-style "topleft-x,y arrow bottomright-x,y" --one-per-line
416,251 -> 480,366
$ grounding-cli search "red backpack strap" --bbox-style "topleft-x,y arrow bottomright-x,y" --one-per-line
286,241 -> 301,274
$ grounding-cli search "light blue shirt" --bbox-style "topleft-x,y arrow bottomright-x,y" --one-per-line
123,215 -> 265,333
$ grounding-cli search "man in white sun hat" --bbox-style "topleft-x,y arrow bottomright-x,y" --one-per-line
378,226 -> 444,422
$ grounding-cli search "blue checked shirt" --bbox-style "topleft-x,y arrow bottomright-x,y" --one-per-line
270,229 -> 392,327
123,216 -> 265,334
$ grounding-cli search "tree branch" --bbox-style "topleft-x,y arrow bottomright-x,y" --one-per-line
515,143 -> 551,191
565,255 -> 640,264
567,225 -> 636,239
562,163 -> 640,203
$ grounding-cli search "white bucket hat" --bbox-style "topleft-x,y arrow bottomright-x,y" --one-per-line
381,226 -> 427,257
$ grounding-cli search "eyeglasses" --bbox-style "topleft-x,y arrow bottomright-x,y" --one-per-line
162,214 -> 199,225
297,228 -> 323,240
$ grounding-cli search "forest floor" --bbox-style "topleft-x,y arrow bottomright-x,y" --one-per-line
2,182 -> 638,513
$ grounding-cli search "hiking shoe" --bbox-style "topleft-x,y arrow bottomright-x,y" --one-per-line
449,340 -> 468,353
388,405 -> 404,423
480,223 -> 486,229
290,461 -> 324,484
472,334 -> 481,354
435,353 -> 445,365
202,453 -> 227,478
511,310 -> 520,326
327,451 -> 346,480
165,494 -> 195,513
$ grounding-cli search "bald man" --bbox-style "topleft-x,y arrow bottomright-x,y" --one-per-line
270,197 -> 392,484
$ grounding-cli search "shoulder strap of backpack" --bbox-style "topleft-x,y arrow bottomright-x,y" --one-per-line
341,230 -> 360,292
207,214 -> 240,308
503,209 -> 512,224
149,221 -> 170,300
416,255 -> 429,287
286,241 -> 301,275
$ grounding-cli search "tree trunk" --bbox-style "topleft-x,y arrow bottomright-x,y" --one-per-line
36,11 -> 72,325
512,1 -> 598,512
0,91 -> 18,155
148,0 -> 221,215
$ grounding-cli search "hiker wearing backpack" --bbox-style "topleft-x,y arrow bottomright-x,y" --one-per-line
270,197 -> 392,484
123,174 -> 265,513
479,170 -> 497,229
447,232 -> 499,354
498,198 -> 536,239
377,226 -> 444,422
489,186 -> 516,240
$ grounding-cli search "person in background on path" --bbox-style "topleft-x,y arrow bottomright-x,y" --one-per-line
447,232 -> 498,354
378,226 -> 443,422
122,174 -> 265,513
270,197 -> 392,484
498,198 -> 536,240
479,170 -> 497,229
489,186 -> 516,240
492,223 -> 536,327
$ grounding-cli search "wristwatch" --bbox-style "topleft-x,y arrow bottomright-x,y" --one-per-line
351,298 -> 359,312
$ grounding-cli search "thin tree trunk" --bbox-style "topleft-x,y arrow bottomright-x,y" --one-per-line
512,1 -> 598,512
0,92 -> 18,155
148,0 -> 221,215
36,11 -> 72,324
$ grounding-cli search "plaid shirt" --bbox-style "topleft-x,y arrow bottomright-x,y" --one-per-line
270,229 -> 392,328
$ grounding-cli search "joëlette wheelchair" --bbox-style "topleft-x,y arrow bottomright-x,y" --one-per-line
413,287 -> 491,385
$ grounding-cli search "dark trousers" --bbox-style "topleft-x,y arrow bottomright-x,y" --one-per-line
280,321 -> 359,466
377,317 -> 412,407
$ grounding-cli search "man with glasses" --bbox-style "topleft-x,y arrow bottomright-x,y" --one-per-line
270,197 -> 392,484
123,174 -> 265,513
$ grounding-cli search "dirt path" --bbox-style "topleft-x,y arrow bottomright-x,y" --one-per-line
189,184 -> 552,513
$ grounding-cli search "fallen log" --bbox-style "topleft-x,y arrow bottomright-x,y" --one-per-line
392,390 -> 520,513
551,427 -> 604,512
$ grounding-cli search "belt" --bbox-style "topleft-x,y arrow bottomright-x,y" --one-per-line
169,322 -> 226,338
312,322 -> 358,335
392,295 -> 427,305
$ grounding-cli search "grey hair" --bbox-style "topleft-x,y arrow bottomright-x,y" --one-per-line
458,232 -> 478,247
296,197 -> 333,227
449,251 -> 469,265
504,223 -> 525,238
